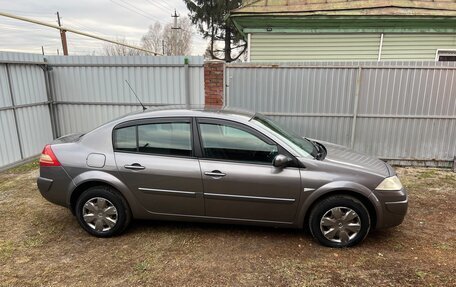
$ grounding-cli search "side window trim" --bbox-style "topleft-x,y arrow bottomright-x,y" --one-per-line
113,117 -> 195,158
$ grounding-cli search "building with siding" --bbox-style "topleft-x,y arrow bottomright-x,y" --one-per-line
230,0 -> 456,62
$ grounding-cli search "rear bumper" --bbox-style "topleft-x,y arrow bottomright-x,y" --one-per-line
37,166 -> 73,208
372,187 -> 408,229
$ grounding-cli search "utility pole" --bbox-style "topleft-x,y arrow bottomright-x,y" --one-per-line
171,10 -> 180,56
162,39 -> 165,55
41,46 -> 45,55
56,12 -> 68,55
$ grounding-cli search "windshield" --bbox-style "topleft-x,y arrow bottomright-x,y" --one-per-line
251,114 -> 316,158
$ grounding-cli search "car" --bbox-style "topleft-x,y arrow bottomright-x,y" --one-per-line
37,108 -> 408,247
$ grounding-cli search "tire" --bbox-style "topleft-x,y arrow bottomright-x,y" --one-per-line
309,196 -> 370,248
75,186 -> 131,237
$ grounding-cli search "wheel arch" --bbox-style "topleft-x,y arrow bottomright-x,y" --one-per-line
68,171 -> 138,216
298,182 -> 381,230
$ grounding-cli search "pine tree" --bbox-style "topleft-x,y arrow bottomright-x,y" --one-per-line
183,0 -> 245,62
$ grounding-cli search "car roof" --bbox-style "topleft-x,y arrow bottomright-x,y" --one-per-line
119,106 -> 256,123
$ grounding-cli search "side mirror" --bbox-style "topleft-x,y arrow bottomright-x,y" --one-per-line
273,154 -> 292,168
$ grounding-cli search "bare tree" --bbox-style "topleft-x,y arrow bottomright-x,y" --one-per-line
102,38 -> 147,56
141,17 -> 192,56
163,17 -> 192,56
141,22 -> 164,54
103,18 -> 192,56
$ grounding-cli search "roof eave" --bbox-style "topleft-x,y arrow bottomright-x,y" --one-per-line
231,1 -> 456,15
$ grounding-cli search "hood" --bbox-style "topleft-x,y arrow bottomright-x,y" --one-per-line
317,140 -> 390,177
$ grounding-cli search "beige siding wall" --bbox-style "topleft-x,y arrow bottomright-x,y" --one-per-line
381,34 -> 456,60
250,33 -> 456,61
250,34 -> 381,61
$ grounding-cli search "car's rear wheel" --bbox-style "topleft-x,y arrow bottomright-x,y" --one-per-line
75,186 -> 131,237
309,195 -> 370,248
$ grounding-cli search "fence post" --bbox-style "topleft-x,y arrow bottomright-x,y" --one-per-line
43,59 -> 59,139
204,60 -> 225,109
5,63 -> 24,159
184,57 -> 191,108
350,66 -> 362,149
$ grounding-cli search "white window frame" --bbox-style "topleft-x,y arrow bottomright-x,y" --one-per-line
435,49 -> 456,61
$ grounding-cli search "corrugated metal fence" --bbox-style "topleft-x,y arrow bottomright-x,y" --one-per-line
0,53 -> 53,169
226,61 -> 456,167
0,52 -> 204,170
1,52 -> 455,170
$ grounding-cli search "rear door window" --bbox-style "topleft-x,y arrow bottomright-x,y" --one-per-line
114,120 -> 193,157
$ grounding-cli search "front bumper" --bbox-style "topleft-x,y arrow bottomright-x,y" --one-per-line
37,166 -> 72,208
372,187 -> 408,229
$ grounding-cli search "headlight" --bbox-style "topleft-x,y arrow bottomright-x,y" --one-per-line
375,176 -> 403,191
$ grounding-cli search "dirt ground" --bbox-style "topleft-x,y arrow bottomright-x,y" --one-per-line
0,161 -> 455,287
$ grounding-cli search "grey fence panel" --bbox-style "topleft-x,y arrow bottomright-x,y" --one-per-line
15,105 -> 53,158
354,66 -> 456,161
0,65 -> 12,108
0,110 -> 22,167
45,55 -> 204,135
0,52 -> 53,170
9,64 -> 48,105
226,64 -> 358,147
227,61 -> 456,166
56,104 -> 140,136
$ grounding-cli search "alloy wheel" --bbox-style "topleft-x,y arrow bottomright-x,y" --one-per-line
82,197 -> 118,232
319,206 -> 361,244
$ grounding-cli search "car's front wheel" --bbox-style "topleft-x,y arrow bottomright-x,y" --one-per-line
75,186 -> 131,237
309,195 -> 371,248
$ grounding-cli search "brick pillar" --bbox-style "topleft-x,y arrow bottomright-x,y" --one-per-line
204,60 -> 225,109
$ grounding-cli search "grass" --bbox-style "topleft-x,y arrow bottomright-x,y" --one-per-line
4,159 -> 39,174
0,240 -> 15,260
134,260 -> 150,272
0,164 -> 455,286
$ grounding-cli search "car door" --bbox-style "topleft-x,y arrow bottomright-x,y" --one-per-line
113,117 -> 204,216
196,118 -> 302,223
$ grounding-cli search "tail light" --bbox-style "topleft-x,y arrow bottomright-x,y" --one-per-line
39,145 -> 61,167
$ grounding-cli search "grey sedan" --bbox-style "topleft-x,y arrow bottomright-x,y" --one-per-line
37,108 -> 407,247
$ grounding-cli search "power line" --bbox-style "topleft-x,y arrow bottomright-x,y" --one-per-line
156,0 -> 175,11
110,0 -> 166,25
144,0 -> 173,13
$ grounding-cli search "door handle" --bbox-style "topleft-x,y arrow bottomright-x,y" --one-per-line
204,170 -> 226,177
124,163 -> 145,170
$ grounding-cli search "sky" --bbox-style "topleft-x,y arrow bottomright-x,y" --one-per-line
0,0 -> 208,56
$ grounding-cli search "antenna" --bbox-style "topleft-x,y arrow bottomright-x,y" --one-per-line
125,80 -> 147,111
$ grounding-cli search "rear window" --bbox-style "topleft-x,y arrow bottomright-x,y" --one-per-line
113,122 -> 192,157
